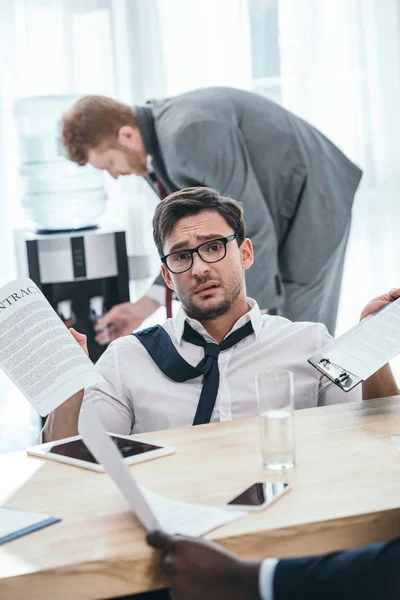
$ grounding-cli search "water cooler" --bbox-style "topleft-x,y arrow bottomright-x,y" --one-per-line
13,95 -> 130,362
15,227 -> 130,362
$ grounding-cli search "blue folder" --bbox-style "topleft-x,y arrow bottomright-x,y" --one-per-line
0,507 -> 61,545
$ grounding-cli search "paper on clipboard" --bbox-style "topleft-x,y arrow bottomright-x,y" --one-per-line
309,298 -> 400,391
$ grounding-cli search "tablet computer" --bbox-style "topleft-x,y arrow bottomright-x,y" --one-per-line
27,434 -> 176,472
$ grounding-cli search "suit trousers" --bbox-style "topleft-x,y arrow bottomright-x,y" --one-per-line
280,223 -> 351,336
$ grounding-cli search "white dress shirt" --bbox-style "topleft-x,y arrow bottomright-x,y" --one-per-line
82,299 -> 361,434
146,282 -> 167,306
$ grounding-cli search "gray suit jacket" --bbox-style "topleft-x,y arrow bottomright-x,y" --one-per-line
135,87 -> 362,309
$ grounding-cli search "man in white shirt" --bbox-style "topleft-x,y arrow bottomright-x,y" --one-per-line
43,187 -> 398,442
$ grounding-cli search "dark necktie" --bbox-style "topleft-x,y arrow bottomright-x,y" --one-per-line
145,170 -> 168,200
133,320 -> 254,425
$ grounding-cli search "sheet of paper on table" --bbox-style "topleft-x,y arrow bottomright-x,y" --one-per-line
79,402 -> 246,536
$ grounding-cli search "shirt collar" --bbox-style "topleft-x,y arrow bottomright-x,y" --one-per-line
134,103 -> 175,195
133,104 -> 157,156
172,298 -> 264,344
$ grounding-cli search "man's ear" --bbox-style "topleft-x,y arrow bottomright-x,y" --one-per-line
117,125 -> 136,147
161,264 -> 174,290
240,238 -> 254,271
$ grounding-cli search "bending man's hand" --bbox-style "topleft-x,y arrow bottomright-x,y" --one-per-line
146,530 -> 261,600
360,287 -> 400,400
94,295 -> 161,344
360,287 -> 400,321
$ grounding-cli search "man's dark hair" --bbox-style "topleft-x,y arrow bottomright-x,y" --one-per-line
152,187 -> 245,256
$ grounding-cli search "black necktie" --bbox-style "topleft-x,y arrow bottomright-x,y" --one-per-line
133,320 -> 254,425
143,171 -> 168,199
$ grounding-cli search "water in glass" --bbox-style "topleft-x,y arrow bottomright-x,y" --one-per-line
260,408 -> 295,470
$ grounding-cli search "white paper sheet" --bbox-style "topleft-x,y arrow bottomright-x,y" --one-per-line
0,277 -> 104,416
79,403 -> 160,531
79,403 -> 246,535
140,487 -> 245,536
309,298 -> 400,382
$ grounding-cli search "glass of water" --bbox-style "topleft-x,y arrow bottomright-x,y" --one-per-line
256,370 -> 295,470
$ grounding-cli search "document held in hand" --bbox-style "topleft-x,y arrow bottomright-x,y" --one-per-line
79,403 -> 245,536
0,277 -> 103,416
309,298 -> 400,391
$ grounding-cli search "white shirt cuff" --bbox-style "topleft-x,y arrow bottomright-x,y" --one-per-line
259,558 -> 278,600
145,284 -> 165,306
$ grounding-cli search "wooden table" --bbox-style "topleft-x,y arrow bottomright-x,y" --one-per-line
2,396 -> 400,599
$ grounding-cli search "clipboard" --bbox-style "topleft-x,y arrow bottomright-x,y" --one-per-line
308,356 -> 362,392
308,297 -> 400,392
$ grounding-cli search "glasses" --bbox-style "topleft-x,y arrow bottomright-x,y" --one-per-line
161,234 -> 239,274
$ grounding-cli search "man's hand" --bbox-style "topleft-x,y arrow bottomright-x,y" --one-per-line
69,327 -> 88,356
360,287 -> 400,320
146,530 -> 261,600
360,288 -> 400,400
94,295 -> 161,345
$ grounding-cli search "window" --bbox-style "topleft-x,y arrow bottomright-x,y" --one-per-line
248,0 -> 282,103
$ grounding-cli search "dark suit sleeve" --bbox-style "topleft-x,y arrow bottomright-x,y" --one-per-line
166,119 -> 283,310
273,537 -> 400,600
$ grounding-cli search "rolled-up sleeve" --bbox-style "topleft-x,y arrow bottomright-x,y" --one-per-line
146,282 -> 166,306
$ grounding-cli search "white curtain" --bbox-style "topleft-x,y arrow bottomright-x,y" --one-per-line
0,0 -> 254,448
0,1 -> 21,288
0,0 -> 120,449
156,0 -> 253,95
0,1 -> 33,451
278,0 -> 400,342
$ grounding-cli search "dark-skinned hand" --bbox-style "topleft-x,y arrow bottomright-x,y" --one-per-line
147,530 -> 262,600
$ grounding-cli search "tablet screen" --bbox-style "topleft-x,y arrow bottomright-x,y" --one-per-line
45,436 -> 162,464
